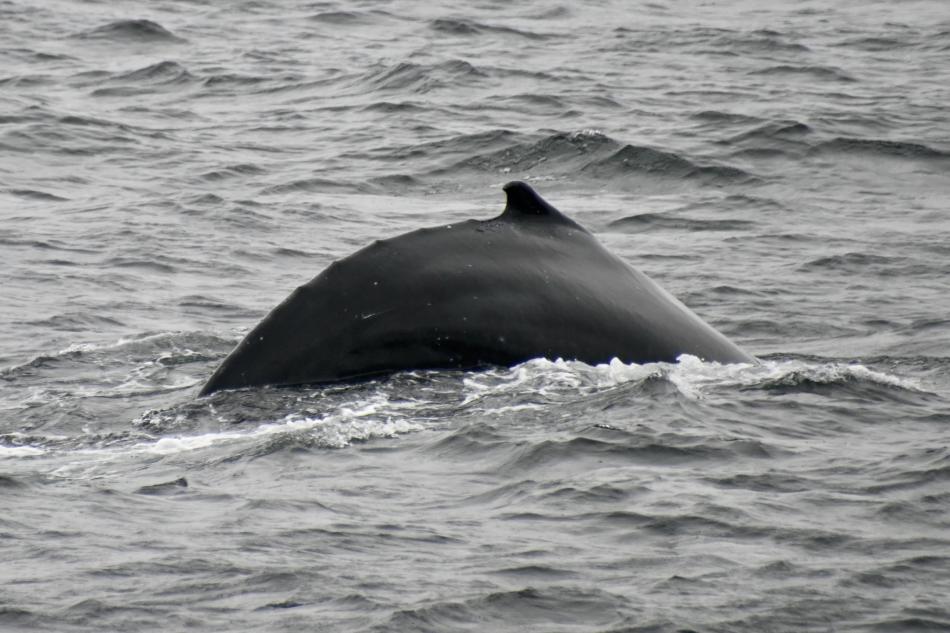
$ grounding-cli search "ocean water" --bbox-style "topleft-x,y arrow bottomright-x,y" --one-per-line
2,0 -> 950,631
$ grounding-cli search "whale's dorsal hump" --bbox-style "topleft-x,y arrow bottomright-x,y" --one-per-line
501,181 -> 582,229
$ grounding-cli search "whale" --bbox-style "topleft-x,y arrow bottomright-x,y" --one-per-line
199,181 -> 753,395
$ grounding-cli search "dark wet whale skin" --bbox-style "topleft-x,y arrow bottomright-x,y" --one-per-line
199,182 -> 753,395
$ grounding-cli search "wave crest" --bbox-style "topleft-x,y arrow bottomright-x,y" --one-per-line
446,131 -> 753,184
75,19 -> 185,43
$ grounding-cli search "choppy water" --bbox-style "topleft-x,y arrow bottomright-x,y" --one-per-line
2,1 -> 950,631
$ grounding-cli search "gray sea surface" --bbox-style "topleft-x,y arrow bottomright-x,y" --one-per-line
2,0 -> 950,631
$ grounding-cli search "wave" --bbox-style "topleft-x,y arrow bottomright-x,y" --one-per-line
74,19 -> 185,43
5,188 -> 68,201
0,73 -> 54,88
201,73 -> 278,88
0,473 -> 30,488
428,18 -> 550,40
261,177 -> 359,195
344,128 -> 516,179
0,109 -> 155,155
340,58 -> 561,100
692,110 -> 764,125
448,130 -> 615,173
713,123 -> 949,166
719,193 -> 790,212
0,237 -> 98,255
712,29 -> 812,54
115,60 -> 193,83
800,253 -> 948,280
458,356 -> 933,418
581,144 -> 754,183
444,355 -> 932,412
812,137 -> 950,160
750,64 -> 857,82
442,130 -> 753,184
376,586 -> 622,633
491,92 -> 570,114
800,252 -> 906,274
3,348 -> 939,502
198,163 -> 266,181
307,10 -> 377,25
614,26 -> 814,60
608,213 -> 755,232
360,101 -> 430,114
864,451 -> 950,500
0,330 -> 224,404
834,36 -> 915,52
140,407 -> 423,456
0,391 -> 424,466
724,120 -> 813,144
867,617 -> 950,632
23,311 -> 126,332
497,435 -> 748,477
429,18 -> 484,36
0,444 -> 45,458
710,471 -> 813,493
90,61 -> 197,98
360,60 -> 486,94
365,174 -> 424,191
742,357 -> 933,402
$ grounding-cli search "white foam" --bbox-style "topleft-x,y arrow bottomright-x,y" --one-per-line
8,356 -> 922,471
462,356 -> 665,403
137,394 -> 423,456
571,128 -> 605,139
666,355 -> 926,399
460,354 -> 920,403
666,354 -> 755,399
0,445 -> 45,457
823,362 -> 925,392
56,331 -> 180,356
3,391 -> 426,474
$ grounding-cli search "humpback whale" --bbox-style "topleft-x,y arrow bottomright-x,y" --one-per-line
199,182 -> 753,395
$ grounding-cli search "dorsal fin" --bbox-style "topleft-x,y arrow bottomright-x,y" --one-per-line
500,181 -> 581,228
